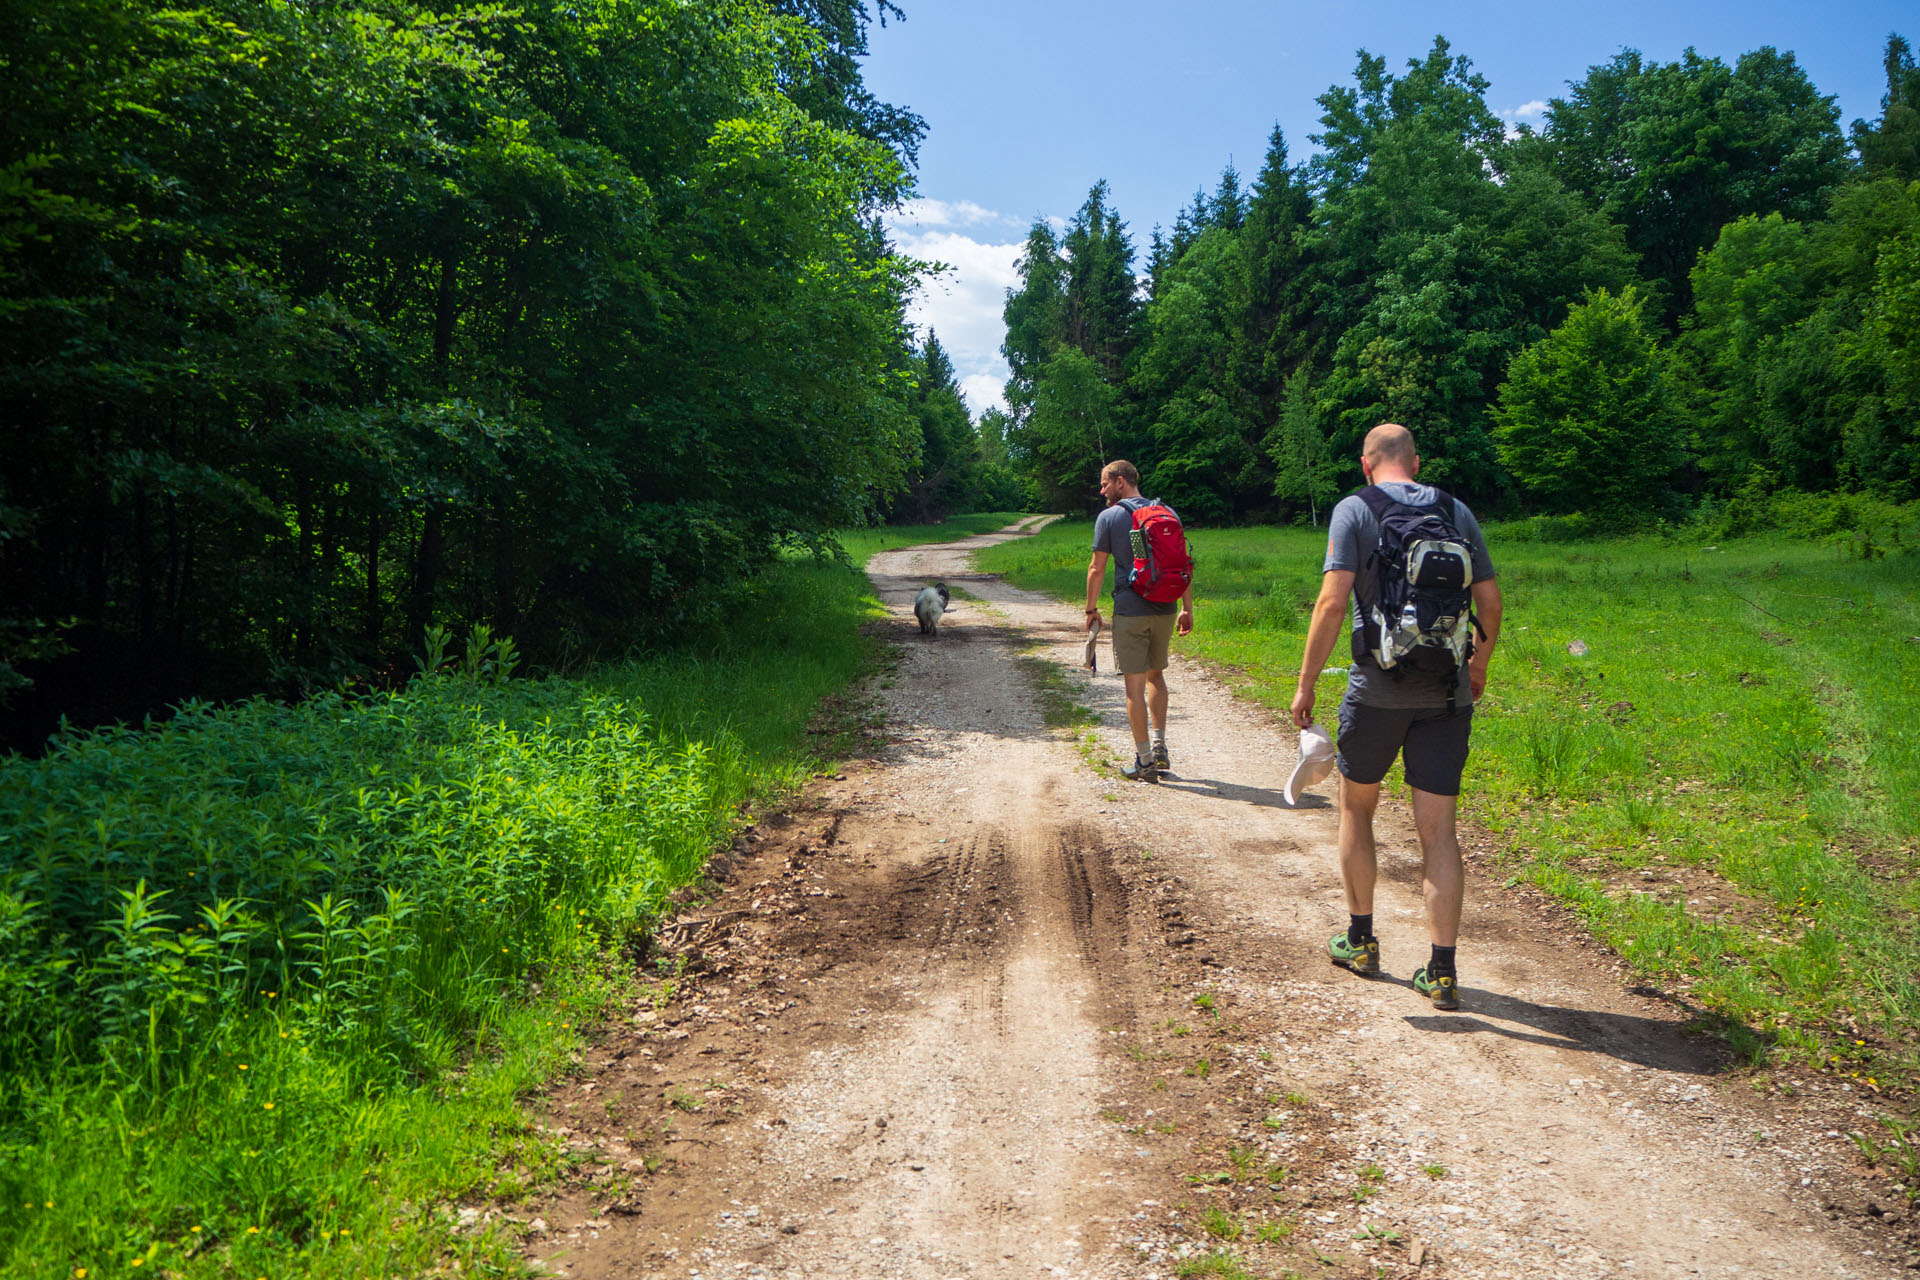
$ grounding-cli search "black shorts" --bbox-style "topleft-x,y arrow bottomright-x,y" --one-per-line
1335,691 -> 1474,796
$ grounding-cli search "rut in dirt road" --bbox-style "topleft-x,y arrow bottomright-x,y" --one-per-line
523,520 -> 1906,1280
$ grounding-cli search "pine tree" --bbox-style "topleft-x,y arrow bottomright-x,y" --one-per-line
1852,34 -> 1920,181
1211,163 -> 1245,231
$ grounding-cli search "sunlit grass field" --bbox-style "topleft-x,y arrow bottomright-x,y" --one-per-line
977,517 -> 1920,1082
0,518 -> 1015,1279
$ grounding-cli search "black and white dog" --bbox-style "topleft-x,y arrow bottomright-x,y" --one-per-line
913,582 -> 951,636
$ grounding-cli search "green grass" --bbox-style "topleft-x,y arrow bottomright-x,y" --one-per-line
977,515 -> 1920,1078
0,513 -> 1009,1279
1175,1246 -> 1260,1278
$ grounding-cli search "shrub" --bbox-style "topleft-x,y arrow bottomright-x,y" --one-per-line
0,662 -> 743,1099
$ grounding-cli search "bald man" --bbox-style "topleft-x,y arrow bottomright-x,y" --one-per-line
1290,424 -> 1503,1011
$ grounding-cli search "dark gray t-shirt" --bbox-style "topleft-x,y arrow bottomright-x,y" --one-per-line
1324,481 -> 1495,708
1093,498 -> 1179,617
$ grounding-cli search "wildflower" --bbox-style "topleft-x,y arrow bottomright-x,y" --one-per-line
73,1270 -> 86,1278
191,1226 -> 202,1234
247,1227 -> 260,1235
131,1261 -> 143,1269
263,1102 -> 275,1110
238,1063 -> 248,1071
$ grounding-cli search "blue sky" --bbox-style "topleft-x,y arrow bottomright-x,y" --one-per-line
865,1 -> 1913,415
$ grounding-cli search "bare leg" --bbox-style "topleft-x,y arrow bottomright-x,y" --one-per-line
1337,777 -> 1381,917
1122,672 -> 1150,747
1410,787 -> 1463,948
1144,669 -> 1168,730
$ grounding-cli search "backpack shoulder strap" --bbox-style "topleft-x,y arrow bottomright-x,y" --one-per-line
1360,484 -> 1457,523
1356,485 -> 1397,519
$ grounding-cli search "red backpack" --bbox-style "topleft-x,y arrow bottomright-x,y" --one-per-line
1120,497 -> 1193,603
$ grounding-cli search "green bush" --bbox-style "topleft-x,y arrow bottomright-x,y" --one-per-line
0,663 -> 740,1098
1712,481 -> 1919,547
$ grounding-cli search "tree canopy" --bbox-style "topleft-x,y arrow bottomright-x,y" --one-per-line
0,0 -> 940,744
997,32 -> 1919,528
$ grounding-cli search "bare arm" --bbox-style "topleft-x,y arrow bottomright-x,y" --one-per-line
1085,551 -> 1109,631
1290,569 -> 1355,728
1468,577 -> 1503,701
1177,584 -> 1194,636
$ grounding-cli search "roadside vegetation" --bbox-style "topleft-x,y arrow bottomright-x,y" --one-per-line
977,497 -> 1920,1086
0,520 -> 1000,1277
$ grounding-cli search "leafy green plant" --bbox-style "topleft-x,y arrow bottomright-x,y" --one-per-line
1175,1247 -> 1257,1278
1200,1207 -> 1245,1240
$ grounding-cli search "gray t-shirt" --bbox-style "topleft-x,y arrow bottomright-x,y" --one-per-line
1324,481 -> 1495,708
1093,498 -> 1179,617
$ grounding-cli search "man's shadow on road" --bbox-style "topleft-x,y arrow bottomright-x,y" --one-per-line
1387,977 -> 1740,1074
1155,776 -> 1332,811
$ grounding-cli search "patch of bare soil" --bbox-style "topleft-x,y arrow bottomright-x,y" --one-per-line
517,520 -> 1913,1279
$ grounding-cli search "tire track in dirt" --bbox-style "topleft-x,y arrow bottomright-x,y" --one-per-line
517,520 -> 1907,1280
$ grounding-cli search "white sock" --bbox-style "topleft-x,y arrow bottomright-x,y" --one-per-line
1135,739 -> 1152,762
1151,728 -> 1167,747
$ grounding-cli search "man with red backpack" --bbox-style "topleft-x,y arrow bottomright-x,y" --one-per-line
1085,460 -> 1195,783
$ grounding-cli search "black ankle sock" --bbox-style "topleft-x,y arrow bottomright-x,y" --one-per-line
1348,915 -> 1374,946
1428,944 -> 1456,977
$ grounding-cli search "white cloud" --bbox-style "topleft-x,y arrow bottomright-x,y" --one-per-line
1497,99 -> 1551,140
892,197 -> 1023,230
886,204 -> 1031,417
959,373 -> 1007,416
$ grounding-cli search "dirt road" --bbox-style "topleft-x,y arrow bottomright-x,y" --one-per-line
523,521 -> 1907,1279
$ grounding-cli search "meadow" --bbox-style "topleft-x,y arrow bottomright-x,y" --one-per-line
976,499 -> 1920,1088
0,515 -> 1017,1280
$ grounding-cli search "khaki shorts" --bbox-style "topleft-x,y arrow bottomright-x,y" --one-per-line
1112,612 -> 1175,674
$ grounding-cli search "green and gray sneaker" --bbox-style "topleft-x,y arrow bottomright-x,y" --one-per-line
1413,965 -> 1460,1011
1327,931 -> 1380,976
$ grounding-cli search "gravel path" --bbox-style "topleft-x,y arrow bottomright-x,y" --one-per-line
523,520 -> 1903,1280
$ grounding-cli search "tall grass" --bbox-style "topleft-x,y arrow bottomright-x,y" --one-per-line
0,552 -> 896,1278
978,516 -> 1920,1074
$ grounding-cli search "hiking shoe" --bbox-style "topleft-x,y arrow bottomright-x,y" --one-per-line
1413,965 -> 1461,1011
1120,756 -> 1160,783
1328,931 -> 1380,976
1151,741 -> 1172,775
